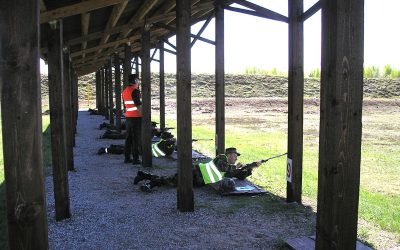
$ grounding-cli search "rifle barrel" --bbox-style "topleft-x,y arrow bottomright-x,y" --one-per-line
260,152 -> 288,163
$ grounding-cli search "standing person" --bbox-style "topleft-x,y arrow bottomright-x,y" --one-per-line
122,74 -> 142,165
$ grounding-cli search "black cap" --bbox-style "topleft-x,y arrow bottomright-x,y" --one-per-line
225,147 -> 240,156
161,131 -> 174,140
128,74 -> 138,84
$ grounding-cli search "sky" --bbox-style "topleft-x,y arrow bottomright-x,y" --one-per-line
40,0 -> 400,75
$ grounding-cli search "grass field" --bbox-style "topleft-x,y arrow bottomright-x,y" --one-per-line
155,97 -> 400,248
1,97 -> 399,248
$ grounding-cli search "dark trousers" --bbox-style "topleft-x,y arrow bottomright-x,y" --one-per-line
124,117 -> 142,160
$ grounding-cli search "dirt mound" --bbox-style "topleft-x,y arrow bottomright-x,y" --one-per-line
40,73 -> 400,101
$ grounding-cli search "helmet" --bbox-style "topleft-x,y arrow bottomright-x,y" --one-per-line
218,177 -> 236,193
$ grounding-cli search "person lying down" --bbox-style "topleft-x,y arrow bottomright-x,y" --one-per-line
134,147 -> 263,193
97,132 -> 176,157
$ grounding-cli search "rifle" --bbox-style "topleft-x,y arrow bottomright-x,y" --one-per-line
258,152 -> 288,163
192,138 -> 213,142
162,127 -> 175,131
240,152 -> 288,169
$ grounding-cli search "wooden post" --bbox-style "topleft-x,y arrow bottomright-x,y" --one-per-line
69,64 -> 76,147
287,0 -> 304,204
215,0 -> 225,155
47,19 -> 71,221
141,24 -> 152,168
135,55 -> 139,74
63,50 -> 75,171
73,72 -> 79,131
0,0 -> 49,247
71,69 -> 78,143
108,59 -> 114,124
104,64 -> 110,120
159,41 -> 166,130
316,0 -> 364,249
114,54 -> 122,131
123,43 -> 132,89
101,67 -> 106,115
176,0 -> 193,212
96,70 -> 100,110
98,68 -> 103,114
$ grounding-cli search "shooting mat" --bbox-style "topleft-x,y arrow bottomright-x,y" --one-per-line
209,179 -> 266,196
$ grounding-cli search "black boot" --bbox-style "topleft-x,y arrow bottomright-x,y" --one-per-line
132,158 -> 142,165
140,181 -> 153,192
134,171 -> 155,185
97,147 -> 106,155
139,178 -> 164,192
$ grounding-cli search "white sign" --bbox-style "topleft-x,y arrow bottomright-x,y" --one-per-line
286,158 -> 292,183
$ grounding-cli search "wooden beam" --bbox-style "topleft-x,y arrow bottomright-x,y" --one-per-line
97,1 -> 129,53
40,0 -> 126,23
163,38 -> 177,50
72,47 -> 124,65
40,0 -> 46,11
287,0 -> 304,204
112,0 -> 215,51
71,70 -> 78,143
191,14 -> 213,48
224,5 -> 288,23
70,36 -> 134,57
141,26 -> 152,168
176,0 -> 194,212
96,70 -> 100,109
155,22 -> 216,45
100,67 -> 106,113
104,63 -> 110,119
47,20 -> 71,221
108,59 -> 114,124
159,42 -> 165,130
66,2 -> 214,47
300,1 -> 321,22
114,54 -> 122,131
81,12 -> 90,58
135,55 -> 139,74
215,1 -> 225,155
71,28 -> 165,58
63,53 -> 75,166
316,0 -> 364,249
230,0 -> 288,23
117,0 -> 161,40
123,43 -> 132,89
150,48 -> 158,61
157,0 -> 176,14
160,46 -> 177,56
0,0 -> 48,247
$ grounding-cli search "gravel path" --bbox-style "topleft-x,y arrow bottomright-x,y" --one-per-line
45,111 -> 314,250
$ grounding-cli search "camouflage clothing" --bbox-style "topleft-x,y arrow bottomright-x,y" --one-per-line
212,154 -> 255,180
135,154 -> 256,191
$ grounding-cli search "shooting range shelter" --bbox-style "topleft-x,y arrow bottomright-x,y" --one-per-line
0,0 -> 364,249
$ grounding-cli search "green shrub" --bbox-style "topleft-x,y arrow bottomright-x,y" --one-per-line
308,68 -> 320,78
383,64 -> 393,78
244,67 -> 286,77
364,66 -> 380,78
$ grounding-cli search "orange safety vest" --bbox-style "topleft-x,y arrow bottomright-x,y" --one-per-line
122,85 -> 142,117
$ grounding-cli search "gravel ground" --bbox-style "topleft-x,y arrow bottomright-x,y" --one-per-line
45,110 -> 315,250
